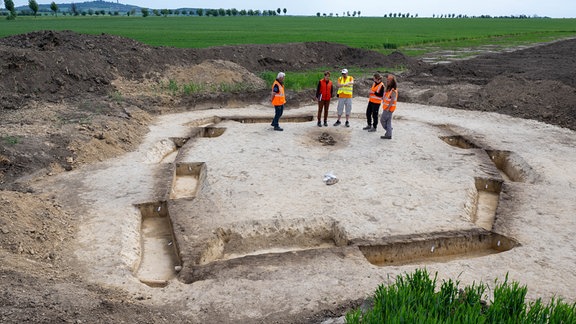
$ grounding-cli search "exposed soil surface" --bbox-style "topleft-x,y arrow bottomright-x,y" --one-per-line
1,31 -> 575,323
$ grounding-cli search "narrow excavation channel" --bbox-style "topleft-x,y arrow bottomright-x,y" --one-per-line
135,202 -> 181,287
360,231 -> 517,266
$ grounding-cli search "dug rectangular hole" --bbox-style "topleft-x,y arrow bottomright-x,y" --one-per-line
472,177 -> 502,231
134,202 -> 181,287
440,135 -> 480,149
486,150 -> 534,183
360,231 -> 517,267
224,115 -> 313,124
170,162 -> 206,200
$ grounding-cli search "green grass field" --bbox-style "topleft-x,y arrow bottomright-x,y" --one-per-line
1,16 -> 576,55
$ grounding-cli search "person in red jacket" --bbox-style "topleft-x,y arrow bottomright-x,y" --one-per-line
315,71 -> 334,127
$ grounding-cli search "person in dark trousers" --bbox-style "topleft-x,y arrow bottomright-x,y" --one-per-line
315,71 -> 334,127
380,74 -> 398,139
363,73 -> 385,132
270,72 -> 286,131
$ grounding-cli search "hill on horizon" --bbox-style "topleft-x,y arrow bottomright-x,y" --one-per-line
14,0 -> 200,14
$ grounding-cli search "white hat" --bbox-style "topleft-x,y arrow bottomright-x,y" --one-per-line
341,69 -> 348,74
277,72 -> 285,79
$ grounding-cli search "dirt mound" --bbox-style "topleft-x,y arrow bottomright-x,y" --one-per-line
0,30 -> 414,110
403,38 -> 576,130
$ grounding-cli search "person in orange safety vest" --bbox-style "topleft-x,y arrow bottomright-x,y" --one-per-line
380,74 -> 398,139
363,73 -> 385,132
270,72 -> 286,131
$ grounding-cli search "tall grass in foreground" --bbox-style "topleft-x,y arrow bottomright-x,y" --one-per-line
346,269 -> 576,323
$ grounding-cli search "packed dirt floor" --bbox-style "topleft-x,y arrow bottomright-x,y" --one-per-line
1,31 -> 576,323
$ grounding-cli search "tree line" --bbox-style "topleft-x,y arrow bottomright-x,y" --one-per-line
2,2 -> 289,19
3,2 -> 547,20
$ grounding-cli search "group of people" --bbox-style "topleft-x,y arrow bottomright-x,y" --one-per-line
270,69 -> 398,139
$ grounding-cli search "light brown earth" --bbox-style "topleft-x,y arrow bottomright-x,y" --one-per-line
1,31 -> 576,323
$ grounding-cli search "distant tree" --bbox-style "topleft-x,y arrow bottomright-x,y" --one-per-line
141,8 -> 149,17
239,9 -> 246,16
277,8 -> 280,15
283,8 -> 286,15
197,8 -> 204,16
358,11 -> 361,17
50,1 -> 57,16
218,8 -> 225,16
71,2 -> 78,16
231,8 -> 238,16
316,12 -> 320,17
4,0 -> 16,19
28,0 -> 38,17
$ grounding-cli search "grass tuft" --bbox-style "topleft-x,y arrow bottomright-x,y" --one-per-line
346,269 -> 576,323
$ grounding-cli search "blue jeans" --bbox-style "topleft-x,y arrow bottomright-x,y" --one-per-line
272,105 -> 284,127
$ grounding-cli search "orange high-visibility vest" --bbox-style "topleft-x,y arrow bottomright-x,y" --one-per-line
383,89 -> 398,112
368,82 -> 384,104
271,80 -> 286,106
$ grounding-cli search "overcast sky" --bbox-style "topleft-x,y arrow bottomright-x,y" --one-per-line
10,0 -> 576,18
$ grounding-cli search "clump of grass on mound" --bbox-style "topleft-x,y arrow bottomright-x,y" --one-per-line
346,268 -> 576,323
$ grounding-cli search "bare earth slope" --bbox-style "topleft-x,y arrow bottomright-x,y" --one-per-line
1,31 -> 575,323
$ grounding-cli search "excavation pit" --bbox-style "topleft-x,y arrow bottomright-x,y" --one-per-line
135,202 -> 181,287
185,116 -> 222,127
486,149 -> 535,183
359,231 -> 518,267
195,218 -> 344,265
440,135 -> 480,149
169,137 -> 189,148
201,126 -> 226,138
224,115 -> 313,124
472,177 -> 503,230
170,162 -> 206,200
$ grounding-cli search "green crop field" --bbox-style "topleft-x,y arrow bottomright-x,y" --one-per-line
1,16 -> 576,56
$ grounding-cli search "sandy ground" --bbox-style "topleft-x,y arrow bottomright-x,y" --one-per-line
32,97 -> 576,323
